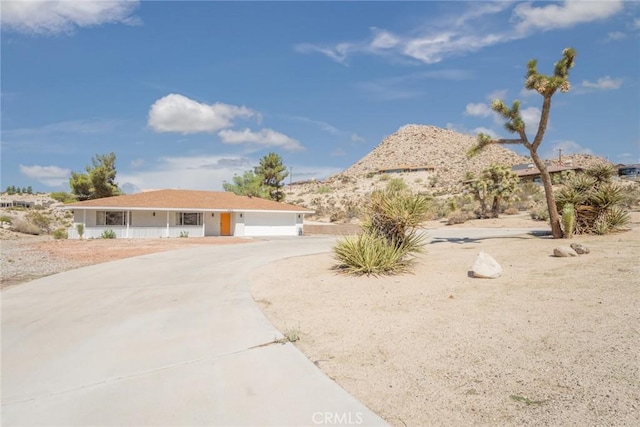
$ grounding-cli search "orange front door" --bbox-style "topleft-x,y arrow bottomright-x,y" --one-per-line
220,213 -> 231,236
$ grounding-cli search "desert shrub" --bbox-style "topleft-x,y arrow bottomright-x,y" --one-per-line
0,215 -> 12,225
379,173 -> 391,181
75,223 -> 85,239
179,231 -> 189,238
317,185 -> 332,194
329,211 -> 345,223
530,206 -> 550,221
447,210 -> 469,225
504,207 -> 519,215
101,229 -> 116,239
620,182 -> 640,210
386,178 -> 407,193
555,165 -> 630,235
25,210 -> 52,233
365,172 -> 376,179
11,219 -> 41,235
53,228 -> 68,240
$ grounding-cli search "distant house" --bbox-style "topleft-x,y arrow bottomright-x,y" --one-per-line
376,165 -> 435,175
617,164 -> 640,180
62,189 -> 314,239
511,164 -> 583,183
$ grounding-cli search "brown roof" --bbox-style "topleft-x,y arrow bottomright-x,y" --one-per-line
64,189 -> 313,213
514,165 -> 582,177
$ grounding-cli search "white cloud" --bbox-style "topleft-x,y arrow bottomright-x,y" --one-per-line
370,28 -> 400,49
605,31 -> 626,42
581,76 -> 623,90
330,148 -> 346,157
512,0 -> 624,33
4,119 -> 120,137
118,155 -> 254,192
19,165 -> 71,187
465,102 -> 493,117
1,0 -> 140,35
472,127 -> 500,139
280,115 -> 340,134
521,107 -> 542,134
130,159 -> 145,168
486,89 -> 508,101
544,140 -> 593,159
351,133 -> 365,143
148,94 -> 254,134
218,128 -> 303,151
296,2 -> 627,65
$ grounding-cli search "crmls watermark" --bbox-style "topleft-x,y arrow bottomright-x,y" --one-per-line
312,412 -> 364,425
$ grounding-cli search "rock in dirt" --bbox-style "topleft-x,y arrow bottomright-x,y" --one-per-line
472,251 -> 502,278
553,246 -> 579,257
570,243 -> 590,254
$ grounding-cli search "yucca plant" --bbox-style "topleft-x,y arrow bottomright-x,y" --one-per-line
332,185 -> 429,275
556,164 -> 630,236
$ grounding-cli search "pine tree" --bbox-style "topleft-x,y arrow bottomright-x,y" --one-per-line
254,152 -> 289,201
468,47 -> 576,238
70,152 -> 120,200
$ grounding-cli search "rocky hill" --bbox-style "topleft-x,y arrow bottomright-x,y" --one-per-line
285,124 -> 612,222
341,124 -> 528,186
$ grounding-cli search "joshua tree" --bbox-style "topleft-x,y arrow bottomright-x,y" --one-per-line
464,164 -> 520,219
469,47 -> 577,238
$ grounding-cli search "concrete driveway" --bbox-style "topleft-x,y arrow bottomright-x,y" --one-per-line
1,237 -> 387,427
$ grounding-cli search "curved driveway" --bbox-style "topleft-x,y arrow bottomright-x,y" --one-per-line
2,237 -> 387,426
2,227 -> 547,426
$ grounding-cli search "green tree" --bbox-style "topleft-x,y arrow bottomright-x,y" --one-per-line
468,47 -> 576,238
70,152 -> 120,200
254,152 -> 288,201
222,171 -> 270,198
464,165 -> 520,218
26,186 -> 33,194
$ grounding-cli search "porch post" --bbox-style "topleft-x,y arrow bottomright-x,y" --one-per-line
126,210 -> 130,238
83,210 -> 86,239
166,211 -> 170,237
202,211 -> 205,237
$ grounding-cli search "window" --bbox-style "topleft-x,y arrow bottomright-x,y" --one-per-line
177,212 -> 202,226
97,211 -> 128,226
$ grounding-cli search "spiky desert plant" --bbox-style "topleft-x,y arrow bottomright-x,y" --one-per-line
333,232 -> 420,275
333,187 -> 429,275
556,165 -> 630,235
584,163 -> 616,185
561,203 -> 575,238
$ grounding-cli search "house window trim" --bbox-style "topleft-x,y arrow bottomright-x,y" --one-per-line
176,212 -> 203,226
97,211 -> 129,226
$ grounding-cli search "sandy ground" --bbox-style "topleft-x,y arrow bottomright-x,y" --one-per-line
251,214 -> 640,426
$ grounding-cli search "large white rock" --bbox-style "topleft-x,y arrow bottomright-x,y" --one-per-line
472,251 -> 503,279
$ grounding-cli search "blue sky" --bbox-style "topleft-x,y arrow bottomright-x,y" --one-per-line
2,1 -> 639,193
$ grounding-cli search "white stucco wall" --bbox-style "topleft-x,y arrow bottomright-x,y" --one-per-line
69,209 -> 304,238
243,212 -> 298,236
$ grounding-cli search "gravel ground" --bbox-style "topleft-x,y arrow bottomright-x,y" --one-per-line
0,230 -> 252,290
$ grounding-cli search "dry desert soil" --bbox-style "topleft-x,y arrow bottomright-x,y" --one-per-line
251,214 -> 640,426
